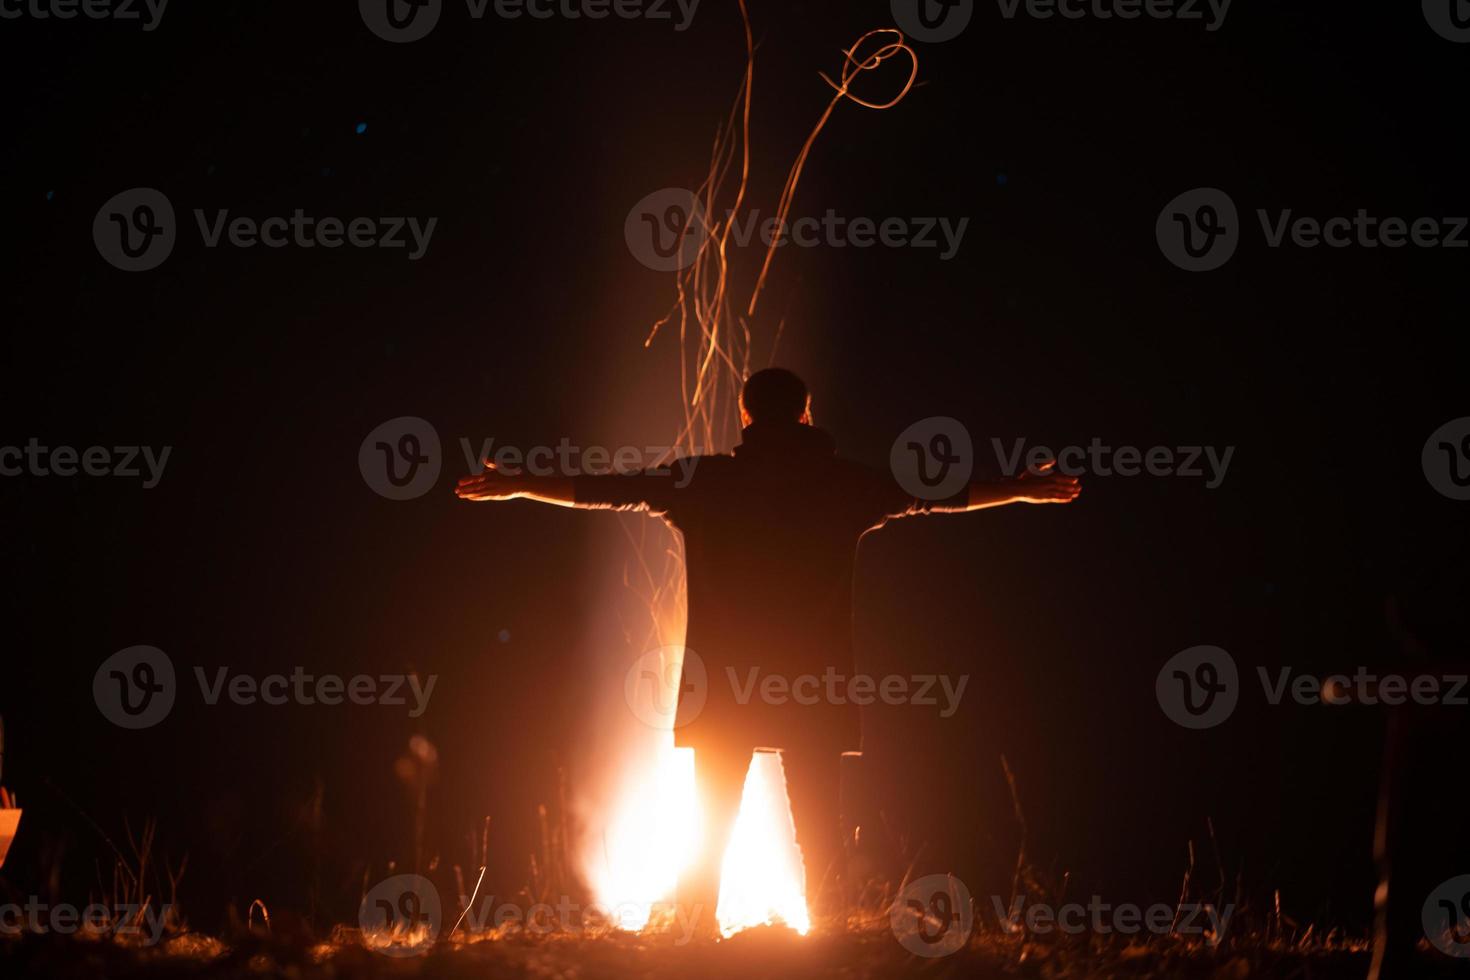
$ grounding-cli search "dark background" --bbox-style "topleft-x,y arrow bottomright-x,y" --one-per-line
2,0 -> 1467,935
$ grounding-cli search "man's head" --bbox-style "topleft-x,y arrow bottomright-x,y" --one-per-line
741,368 -> 812,427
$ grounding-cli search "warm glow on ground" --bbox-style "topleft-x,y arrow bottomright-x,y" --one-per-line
716,749 -> 811,937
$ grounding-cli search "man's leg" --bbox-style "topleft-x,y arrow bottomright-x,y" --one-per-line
678,745 -> 749,938
782,746 -> 843,922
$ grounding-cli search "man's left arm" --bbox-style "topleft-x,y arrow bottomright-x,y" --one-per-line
923,460 -> 1082,514
455,460 -> 684,514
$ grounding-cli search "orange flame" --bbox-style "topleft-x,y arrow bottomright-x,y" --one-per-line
716,749 -> 811,937
589,738 -> 699,931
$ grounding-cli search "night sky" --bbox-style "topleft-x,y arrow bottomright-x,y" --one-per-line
3,0 -> 1468,935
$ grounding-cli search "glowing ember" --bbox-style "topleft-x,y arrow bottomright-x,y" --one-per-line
592,738 -> 699,931
716,749 -> 811,938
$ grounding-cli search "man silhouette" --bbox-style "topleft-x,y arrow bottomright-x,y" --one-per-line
454,368 -> 1080,935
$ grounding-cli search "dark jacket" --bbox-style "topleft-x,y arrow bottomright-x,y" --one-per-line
573,421 -> 950,759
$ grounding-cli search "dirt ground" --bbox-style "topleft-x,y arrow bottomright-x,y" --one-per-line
0,924 -> 1433,980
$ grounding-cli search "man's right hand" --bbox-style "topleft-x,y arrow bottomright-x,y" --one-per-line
1011,460 -> 1082,505
454,461 -> 524,501
456,458 -> 580,507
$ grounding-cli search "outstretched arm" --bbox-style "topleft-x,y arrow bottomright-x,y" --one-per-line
929,460 -> 1081,513
455,458 -> 683,514
454,464 -> 582,508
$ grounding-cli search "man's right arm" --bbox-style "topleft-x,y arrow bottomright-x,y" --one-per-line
454,466 -> 581,508
874,460 -> 1081,519
454,463 -> 682,514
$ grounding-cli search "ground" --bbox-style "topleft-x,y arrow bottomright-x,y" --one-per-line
1,924 -> 1442,980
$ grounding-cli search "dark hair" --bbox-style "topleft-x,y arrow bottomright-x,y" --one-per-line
741,368 -> 809,424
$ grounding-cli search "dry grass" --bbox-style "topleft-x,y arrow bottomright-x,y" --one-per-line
0,917 -> 1404,980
